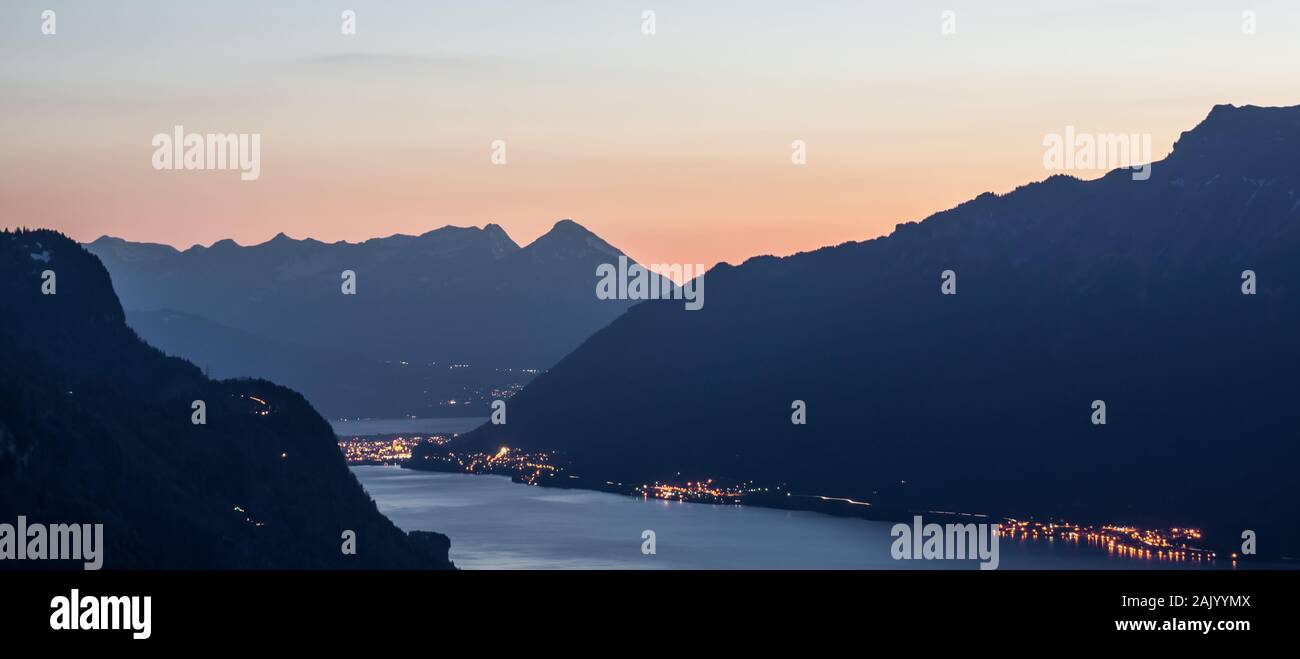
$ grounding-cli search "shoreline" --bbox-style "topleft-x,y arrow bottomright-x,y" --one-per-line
397,455 -> 1286,568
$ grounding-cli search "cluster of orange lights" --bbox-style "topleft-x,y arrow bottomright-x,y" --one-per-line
339,435 -> 449,465
635,479 -> 747,503
999,519 -> 1216,562
423,446 -> 560,485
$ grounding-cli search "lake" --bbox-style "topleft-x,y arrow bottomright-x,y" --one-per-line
332,417 -> 487,436
351,465 -> 1216,570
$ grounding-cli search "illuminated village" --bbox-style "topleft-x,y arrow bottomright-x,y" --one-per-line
414,446 -> 561,485
634,479 -> 776,504
996,518 -> 1216,563
339,434 -> 451,465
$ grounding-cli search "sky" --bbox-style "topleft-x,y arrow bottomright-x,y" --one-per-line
2,0 -> 1299,269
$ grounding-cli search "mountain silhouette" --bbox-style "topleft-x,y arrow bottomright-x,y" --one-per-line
87,220 -> 643,417
446,104 -> 1300,556
0,229 -> 453,568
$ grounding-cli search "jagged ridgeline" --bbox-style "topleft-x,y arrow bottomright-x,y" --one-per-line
85,219 -> 633,369
84,220 -> 642,419
450,104 -> 1300,556
0,229 -> 452,569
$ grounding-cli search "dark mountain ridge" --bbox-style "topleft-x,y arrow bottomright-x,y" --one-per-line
446,104 -> 1300,556
86,219 -> 638,368
86,220 -> 650,418
1,229 -> 452,568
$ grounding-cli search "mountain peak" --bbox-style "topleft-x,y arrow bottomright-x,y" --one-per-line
410,223 -> 517,245
546,219 -> 604,239
1194,103 -> 1300,131
540,219 -> 599,243
479,223 -> 519,256
522,219 -> 621,260
5,229 -> 126,326
1168,103 -> 1300,171
250,232 -> 299,250
82,235 -> 179,262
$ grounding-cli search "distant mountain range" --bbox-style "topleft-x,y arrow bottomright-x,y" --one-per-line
445,104 -> 1300,557
86,220 -> 641,418
0,229 -> 452,568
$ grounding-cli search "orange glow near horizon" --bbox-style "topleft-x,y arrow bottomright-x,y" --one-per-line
0,114 -> 1191,270
3,2 -> 1299,269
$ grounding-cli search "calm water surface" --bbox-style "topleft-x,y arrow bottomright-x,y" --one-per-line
332,417 -> 486,436
352,465 -> 1209,570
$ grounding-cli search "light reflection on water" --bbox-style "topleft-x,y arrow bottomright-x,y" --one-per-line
352,466 -> 1225,570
